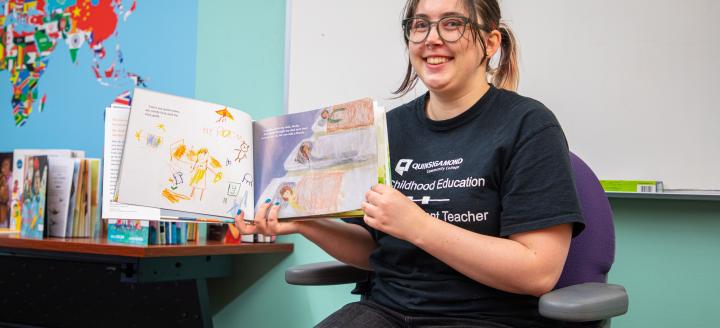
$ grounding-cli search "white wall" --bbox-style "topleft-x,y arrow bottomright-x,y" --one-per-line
288,0 -> 720,190
287,0 -> 423,112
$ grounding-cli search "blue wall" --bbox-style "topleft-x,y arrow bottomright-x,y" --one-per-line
0,0 -> 198,158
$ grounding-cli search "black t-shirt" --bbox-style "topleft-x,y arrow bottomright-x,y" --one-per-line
345,86 -> 585,327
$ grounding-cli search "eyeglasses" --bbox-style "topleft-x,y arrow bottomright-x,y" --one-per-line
402,16 -> 478,43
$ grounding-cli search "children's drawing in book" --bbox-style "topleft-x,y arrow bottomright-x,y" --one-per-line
253,98 -> 389,219
116,88 -> 389,221
21,156 -> 48,239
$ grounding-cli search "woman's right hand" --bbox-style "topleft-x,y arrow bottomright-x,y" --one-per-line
233,200 -> 302,236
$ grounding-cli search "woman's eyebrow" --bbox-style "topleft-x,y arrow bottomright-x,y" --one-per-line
413,11 -> 466,18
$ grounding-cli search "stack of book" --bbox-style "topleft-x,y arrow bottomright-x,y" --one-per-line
0,149 -> 102,239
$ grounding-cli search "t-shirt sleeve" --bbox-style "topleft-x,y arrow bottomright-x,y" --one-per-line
341,217 -> 379,242
499,111 -> 585,237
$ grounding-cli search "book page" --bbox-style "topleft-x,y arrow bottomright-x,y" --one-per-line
46,157 -> 75,237
253,98 -> 382,219
102,106 -> 161,220
116,89 -> 254,219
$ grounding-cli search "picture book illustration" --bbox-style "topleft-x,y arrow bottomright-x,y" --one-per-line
20,155 -> 48,239
253,98 -> 389,219
0,153 -> 11,228
116,88 -> 255,219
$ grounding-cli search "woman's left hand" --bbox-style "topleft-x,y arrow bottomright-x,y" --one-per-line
362,184 -> 432,242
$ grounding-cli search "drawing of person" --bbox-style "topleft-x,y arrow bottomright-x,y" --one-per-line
277,183 -> 301,212
294,141 -> 313,165
312,109 -> 331,132
188,148 -> 221,200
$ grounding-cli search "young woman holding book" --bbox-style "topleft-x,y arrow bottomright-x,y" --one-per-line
235,0 -> 585,326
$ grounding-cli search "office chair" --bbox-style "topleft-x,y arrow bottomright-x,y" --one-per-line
285,152 -> 628,326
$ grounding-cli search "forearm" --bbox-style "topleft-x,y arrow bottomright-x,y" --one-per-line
413,216 -> 570,297
297,219 -> 376,270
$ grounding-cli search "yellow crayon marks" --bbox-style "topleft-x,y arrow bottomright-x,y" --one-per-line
172,143 -> 187,160
162,188 -> 190,203
215,107 -> 234,122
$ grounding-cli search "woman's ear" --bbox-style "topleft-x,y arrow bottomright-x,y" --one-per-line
485,29 -> 502,58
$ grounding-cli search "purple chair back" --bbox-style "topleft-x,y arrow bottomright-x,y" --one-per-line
555,152 -> 615,289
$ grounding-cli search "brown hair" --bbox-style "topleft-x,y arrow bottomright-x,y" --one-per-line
394,0 -> 520,95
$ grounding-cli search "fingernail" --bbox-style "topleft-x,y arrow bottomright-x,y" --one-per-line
265,198 -> 271,203
236,208 -> 243,215
274,201 -> 280,206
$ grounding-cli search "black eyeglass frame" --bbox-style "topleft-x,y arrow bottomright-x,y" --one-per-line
401,15 -> 485,44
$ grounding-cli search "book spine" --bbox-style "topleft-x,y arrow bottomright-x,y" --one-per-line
159,222 -> 166,245
149,221 -> 157,245
600,180 -> 664,193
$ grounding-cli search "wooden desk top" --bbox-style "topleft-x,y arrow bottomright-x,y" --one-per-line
0,234 -> 293,258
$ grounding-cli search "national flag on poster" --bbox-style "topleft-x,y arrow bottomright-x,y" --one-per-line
104,62 -> 115,78
39,94 -> 47,112
113,90 -> 131,106
123,0 -> 136,21
43,21 -> 59,36
27,15 -> 43,25
66,32 -> 84,49
91,63 -> 101,79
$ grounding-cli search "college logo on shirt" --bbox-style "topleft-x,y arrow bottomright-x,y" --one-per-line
394,158 -> 464,176
395,159 -> 413,176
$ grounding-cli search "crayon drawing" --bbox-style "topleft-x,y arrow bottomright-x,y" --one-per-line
256,167 -> 376,218
253,98 -> 384,219
163,139 -> 223,203
318,98 -> 374,133
116,89 -> 255,219
284,128 -> 377,171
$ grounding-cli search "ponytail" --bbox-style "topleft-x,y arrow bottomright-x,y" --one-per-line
488,23 -> 519,91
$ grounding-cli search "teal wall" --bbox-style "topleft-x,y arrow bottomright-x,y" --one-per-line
610,199 -> 720,327
194,1 -> 358,326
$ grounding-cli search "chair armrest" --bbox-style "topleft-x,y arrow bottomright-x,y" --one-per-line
285,261 -> 369,286
539,282 -> 628,322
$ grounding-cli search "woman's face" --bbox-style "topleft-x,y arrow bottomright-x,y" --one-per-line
408,0 -> 487,95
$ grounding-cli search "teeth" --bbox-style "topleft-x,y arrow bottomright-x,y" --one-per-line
427,57 -> 449,65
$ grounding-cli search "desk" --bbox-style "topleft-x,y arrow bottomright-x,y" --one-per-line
0,235 -> 293,328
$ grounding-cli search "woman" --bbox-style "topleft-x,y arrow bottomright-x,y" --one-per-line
236,0 -> 584,326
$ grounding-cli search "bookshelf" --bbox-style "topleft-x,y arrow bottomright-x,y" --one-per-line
606,191 -> 720,201
0,234 -> 293,328
0,234 -> 293,258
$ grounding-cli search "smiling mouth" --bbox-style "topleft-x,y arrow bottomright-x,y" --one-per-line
426,56 -> 450,65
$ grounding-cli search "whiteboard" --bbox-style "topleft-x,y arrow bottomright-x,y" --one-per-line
287,0 -> 720,191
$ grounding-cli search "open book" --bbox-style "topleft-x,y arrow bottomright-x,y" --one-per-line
115,88 -> 390,221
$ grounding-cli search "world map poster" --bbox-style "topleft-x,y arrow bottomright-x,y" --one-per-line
0,0 -> 198,157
